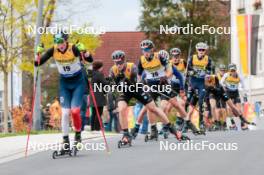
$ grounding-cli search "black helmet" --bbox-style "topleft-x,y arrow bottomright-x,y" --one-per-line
111,50 -> 125,62
140,39 -> 154,49
228,63 -> 237,71
54,31 -> 68,44
170,48 -> 181,56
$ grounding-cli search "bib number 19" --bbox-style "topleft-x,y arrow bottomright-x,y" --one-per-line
63,66 -> 71,72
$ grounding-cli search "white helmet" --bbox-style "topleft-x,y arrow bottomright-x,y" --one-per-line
196,42 -> 208,50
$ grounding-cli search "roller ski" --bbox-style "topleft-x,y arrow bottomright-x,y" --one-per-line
118,133 -> 132,148
145,125 -> 158,142
167,123 -> 190,141
52,136 -> 72,159
72,132 -> 82,156
239,116 -> 256,126
186,120 -> 205,136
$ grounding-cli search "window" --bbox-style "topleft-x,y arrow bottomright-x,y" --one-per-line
257,39 -> 263,74
239,0 -> 245,9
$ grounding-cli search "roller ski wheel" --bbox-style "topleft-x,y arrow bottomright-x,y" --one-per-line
144,135 -> 148,142
71,142 -> 82,156
241,127 -> 249,131
145,130 -> 158,142
52,147 -> 72,159
175,131 -> 190,141
196,130 -> 206,135
118,135 -> 132,148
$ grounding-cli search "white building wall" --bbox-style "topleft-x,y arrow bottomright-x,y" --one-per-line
231,0 -> 264,104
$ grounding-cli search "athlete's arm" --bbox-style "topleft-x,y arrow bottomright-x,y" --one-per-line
160,56 -> 172,78
72,45 -> 93,63
172,66 -> 184,89
137,59 -> 144,77
130,65 -> 138,83
220,73 -> 228,87
35,47 -> 54,66
206,58 -> 213,74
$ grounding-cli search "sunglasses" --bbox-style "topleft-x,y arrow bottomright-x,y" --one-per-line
142,47 -> 152,53
198,49 -> 205,52
115,60 -> 125,65
54,37 -> 64,44
172,54 -> 180,58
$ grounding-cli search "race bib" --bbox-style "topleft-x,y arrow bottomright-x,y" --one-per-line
227,83 -> 239,91
145,68 -> 166,80
56,59 -> 82,76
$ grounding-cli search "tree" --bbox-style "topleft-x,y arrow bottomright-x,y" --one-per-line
139,0 -> 230,64
0,0 -> 101,133
0,0 -> 57,133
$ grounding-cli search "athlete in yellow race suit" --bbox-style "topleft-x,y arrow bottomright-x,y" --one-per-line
132,40 -> 191,140
186,42 -> 213,132
220,63 -> 249,130
35,32 -> 93,154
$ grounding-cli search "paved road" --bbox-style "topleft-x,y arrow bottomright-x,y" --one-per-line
0,130 -> 263,175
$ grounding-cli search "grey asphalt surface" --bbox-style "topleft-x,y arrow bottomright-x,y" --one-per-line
0,130 -> 263,175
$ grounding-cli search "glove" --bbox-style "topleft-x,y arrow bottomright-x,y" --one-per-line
76,42 -> 86,52
158,50 -> 169,62
36,43 -> 44,54
188,70 -> 194,76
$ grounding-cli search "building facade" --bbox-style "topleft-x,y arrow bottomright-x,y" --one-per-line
231,0 -> 264,104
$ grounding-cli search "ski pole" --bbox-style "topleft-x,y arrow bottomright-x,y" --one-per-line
80,52 -> 111,154
25,53 -> 41,157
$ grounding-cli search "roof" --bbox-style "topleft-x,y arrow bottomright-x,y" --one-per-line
94,31 -> 146,74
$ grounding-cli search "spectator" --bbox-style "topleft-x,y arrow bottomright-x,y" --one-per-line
90,60 -> 108,132
106,91 -> 120,132
49,97 -> 62,130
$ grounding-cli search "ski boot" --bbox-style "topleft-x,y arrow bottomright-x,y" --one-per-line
118,132 -> 132,148
131,124 -> 140,139
186,120 -> 205,135
229,124 -> 238,131
221,122 -> 228,131
161,125 -> 169,139
212,121 -> 221,131
167,123 -> 190,141
199,121 -> 206,133
145,125 -> 158,142
52,136 -> 71,159
72,132 -> 82,156
239,116 -> 256,126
